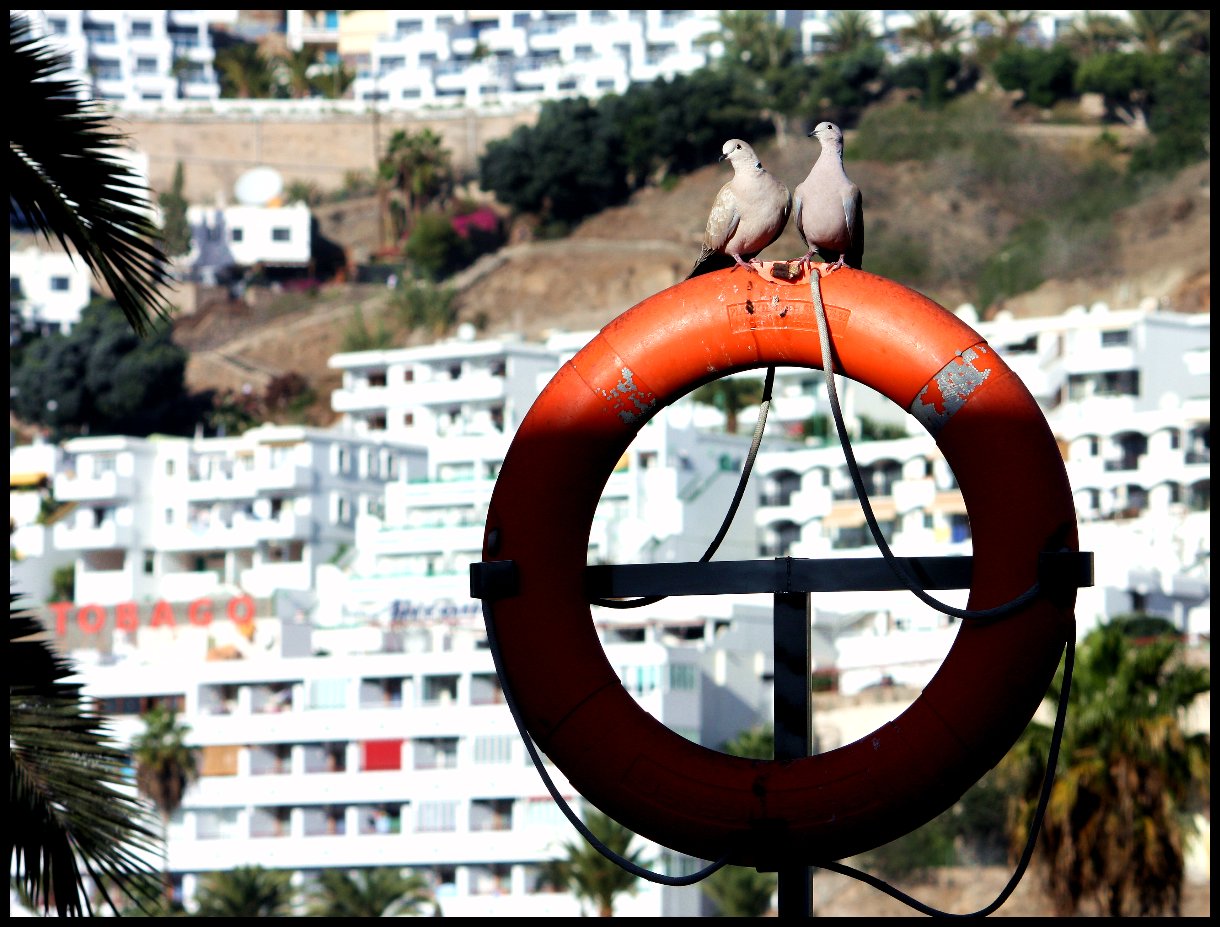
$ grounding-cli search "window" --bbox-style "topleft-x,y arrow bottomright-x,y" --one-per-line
1101,329 -> 1131,346
130,21 -> 153,38
50,276 -> 70,291
307,679 -> 347,710
472,735 -> 513,764
416,800 -> 457,832
413,737 -> 458,770
231,227 -> 244,242
271,227 -> 291,242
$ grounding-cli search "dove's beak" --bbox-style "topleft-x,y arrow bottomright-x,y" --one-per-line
719,153 -> 727,162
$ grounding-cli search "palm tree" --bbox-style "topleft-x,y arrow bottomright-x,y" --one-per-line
131,705 -> 198,903
8,594 -> 163,916
307,867 -> 439,917
215,41 -> 277,98
194,864 -> 296,916
692,375 -> 765,434
998,616 -> 1210,916
380,128 -> 454,241
1058,11 -> 1130,59
898,11 -> 964,56
703,10 -> 805,146
702,864 -> 778,917
548,807 -> 651,916
281,46 -> 317,99
1126,9 -> 1194,55
822,10 -> 876,57
10,13 -> 173,336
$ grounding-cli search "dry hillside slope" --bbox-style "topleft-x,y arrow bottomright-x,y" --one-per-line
174,140 -> 1209,424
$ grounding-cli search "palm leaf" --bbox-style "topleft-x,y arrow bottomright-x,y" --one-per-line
8,592 -> 163,916
9,13 -> 173,336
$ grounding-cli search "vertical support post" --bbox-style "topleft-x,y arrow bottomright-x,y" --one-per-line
773,590 -> 812,917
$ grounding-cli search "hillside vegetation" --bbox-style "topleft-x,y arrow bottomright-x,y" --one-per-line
172,102 -> 1209,427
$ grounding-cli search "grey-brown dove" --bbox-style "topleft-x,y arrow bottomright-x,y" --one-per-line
793,121 -> 863,274
687,139 -> 791,279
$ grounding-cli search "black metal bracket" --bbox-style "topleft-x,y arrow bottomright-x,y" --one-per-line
470,551 -> 1094,602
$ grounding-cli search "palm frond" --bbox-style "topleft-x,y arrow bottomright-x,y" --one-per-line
9,592 -> 163,916
9,13 -> 174,336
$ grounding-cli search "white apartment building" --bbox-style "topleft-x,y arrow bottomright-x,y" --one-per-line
43,425 -> 426,629
17,10 -> 1127,115
16,298 -> 1207,915
9,244 -> 92,338
17,9 -> 226,104
751,301 -> 1210,695
186,202 -> 313,284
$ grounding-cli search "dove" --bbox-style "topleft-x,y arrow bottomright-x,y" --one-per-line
687,138 -> 791,279
793,121 -> 864,274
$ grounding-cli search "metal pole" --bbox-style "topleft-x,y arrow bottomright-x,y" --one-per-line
773,590 -> 812,917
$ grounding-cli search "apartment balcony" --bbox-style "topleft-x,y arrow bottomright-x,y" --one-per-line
52,517 -> 134,550
240,562 -> 312,596
54,470 -> 135,502
366,522 -> 483,557
183,473 -> 260,501
170,825 -> 558,873
151,570 -> 226,602
246,510 -> 311,541
74,569 -> 136,605
251,464 -> 313,492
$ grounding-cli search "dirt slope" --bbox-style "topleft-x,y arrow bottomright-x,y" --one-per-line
174,138 -> 1209,423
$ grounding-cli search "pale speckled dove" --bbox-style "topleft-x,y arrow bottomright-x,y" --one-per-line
793,121 -> 864,274
687,138 -> 791,279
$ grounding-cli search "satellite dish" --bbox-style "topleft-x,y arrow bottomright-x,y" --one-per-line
234,166 -> 284,206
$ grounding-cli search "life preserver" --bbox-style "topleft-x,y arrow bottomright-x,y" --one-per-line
482,265 -> 1077,868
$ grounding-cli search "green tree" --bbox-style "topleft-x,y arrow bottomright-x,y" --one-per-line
131,705 -> 198,904
548,807 -> 650,916
157,161 -> 192,258
9,595 -> 162,916
1075,50 -> 1177,133
822,10 -> 876,56
405,210 -> 467,281
1058,11 -> 1130,59
898,10 -> 964,55
479,97 -> 628,229
702,864 -> 777,917
214,41 -> 277,99
307,867 -> 439,917
692,375 -> 764,435
809,45 -> 888,128
1126,9 -> 1196,55
392,278 -> 460,336
10,299 -> 197,440
991,45 -> 1078,110
998,616 -> 1210,916
280,46 -> 317,99
194,864 -> 296,917
312,60 -> 355,99
702,10 -> 808,146
10,14 -> 173,335
720,723 -> 773,759
380,128 -> 454,240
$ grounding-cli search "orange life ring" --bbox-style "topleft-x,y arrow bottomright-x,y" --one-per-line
481,265 -> 1077,867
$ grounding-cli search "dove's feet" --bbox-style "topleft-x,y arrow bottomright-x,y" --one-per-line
816,256 -> 848,277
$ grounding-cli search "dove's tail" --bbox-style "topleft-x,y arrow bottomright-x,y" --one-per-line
686,249 -> 737,280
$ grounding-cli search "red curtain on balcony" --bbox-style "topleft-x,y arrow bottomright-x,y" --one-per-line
362,739 -> 403,770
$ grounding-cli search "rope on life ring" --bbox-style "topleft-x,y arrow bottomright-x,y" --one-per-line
480,264 -> 1078,869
